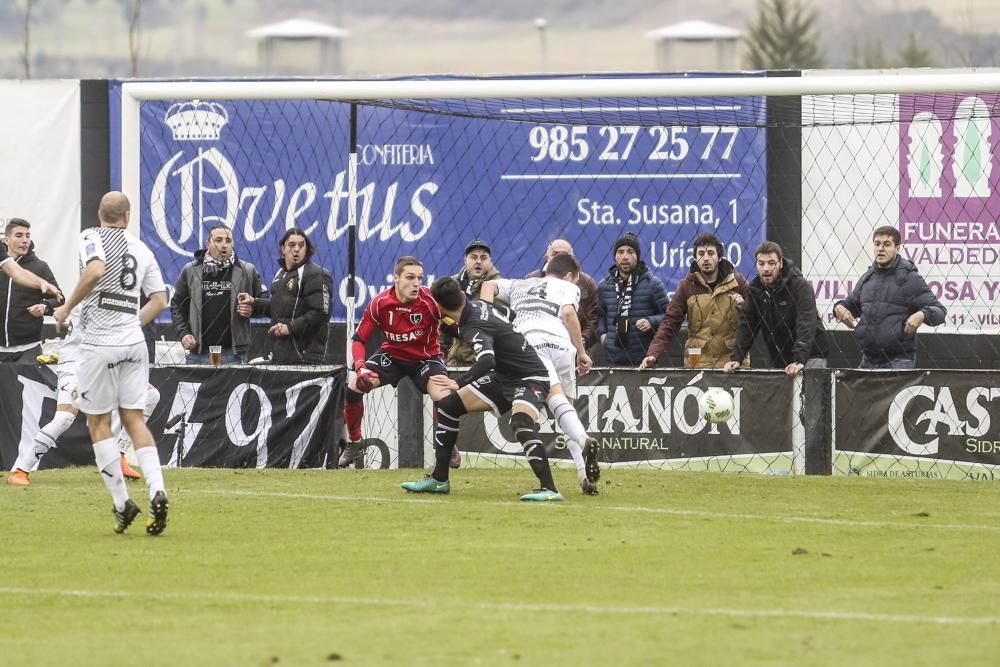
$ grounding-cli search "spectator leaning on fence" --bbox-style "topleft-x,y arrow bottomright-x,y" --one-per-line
640,232 -> 748,370
439,238 -> 502,366
171,223 -> 267,365
526,238 -> 599,351
0,219 -> 62,363
596,232 -> 668,366
237,228 -> 332,365
833,225 -> 946,370
723,241 -> 829,377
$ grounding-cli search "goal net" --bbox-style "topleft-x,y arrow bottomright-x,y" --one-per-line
118,73 -> 1000,479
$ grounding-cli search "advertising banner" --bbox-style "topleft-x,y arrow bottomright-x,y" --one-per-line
109,76 -> 767,321
148,365 -> 346,468
801,71 -> 1000,334
452,369 -> 796,474
0,363 -> 93,470
834,369 -> 1000,480
0,363 -> 346,471
898,93 -> 1000,332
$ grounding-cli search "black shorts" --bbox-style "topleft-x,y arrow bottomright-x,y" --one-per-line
365,351 -> 447,394
467,373 -> 549,417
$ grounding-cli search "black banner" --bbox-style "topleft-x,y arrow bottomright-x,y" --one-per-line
0,363 -> 94,469
454,369 -> 795,471
836,370 -> 1000,478
0,363 -> 346,470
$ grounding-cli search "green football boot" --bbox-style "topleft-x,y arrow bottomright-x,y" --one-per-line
520,488 -> 565,502
401,476 -> 451,494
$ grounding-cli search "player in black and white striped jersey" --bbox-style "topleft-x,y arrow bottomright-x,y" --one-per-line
481,253 -> 602,495
53,191 -> 170,535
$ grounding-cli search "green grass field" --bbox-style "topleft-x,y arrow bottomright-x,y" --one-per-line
2,467 -> 1000,666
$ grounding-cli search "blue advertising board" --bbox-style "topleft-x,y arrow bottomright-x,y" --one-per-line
109,76 -> 767,321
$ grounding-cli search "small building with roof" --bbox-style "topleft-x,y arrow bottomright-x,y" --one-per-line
645,20 -> 743,71
247,18 -> 350,75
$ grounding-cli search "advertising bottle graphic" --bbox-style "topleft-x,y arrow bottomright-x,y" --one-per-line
952,96 -> 992,198
906,111 -> 943,198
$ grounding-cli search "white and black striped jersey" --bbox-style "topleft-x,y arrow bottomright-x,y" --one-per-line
455,299 -> 549,385
77,226 -> 165,346
492,277 -> 580,344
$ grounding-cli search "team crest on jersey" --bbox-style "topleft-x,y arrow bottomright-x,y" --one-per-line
286,277 -> 297,291
409,313 -> 423,325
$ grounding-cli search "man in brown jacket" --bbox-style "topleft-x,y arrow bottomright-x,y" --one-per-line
640,232 -> 749,369
526,239 -> 599,351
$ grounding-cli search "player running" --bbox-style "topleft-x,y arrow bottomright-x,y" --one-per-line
402,276 -> 563,501
480,253 -> 601,495
340,256 -> 458,468
6,306 -> 157,486
53,191 -> 169,535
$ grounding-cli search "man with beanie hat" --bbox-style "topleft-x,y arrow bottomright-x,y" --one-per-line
596,232 -> 668,365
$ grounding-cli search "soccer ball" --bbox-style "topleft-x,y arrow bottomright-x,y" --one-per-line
699,387 -> 734,423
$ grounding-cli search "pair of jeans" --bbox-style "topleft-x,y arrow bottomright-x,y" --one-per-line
858,356 -> 915,370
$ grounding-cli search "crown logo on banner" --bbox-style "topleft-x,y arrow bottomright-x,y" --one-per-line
164,100 -> 230,141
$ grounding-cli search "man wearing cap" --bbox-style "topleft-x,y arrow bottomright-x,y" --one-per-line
440,239 -> 503,366
526,239 -> 599,351
596,233 -> 668,366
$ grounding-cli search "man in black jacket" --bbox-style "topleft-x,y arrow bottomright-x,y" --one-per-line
237,228 -> 332,364
171,224 -> 267,364
0,219 -> 62,362
724,241 -> 829,376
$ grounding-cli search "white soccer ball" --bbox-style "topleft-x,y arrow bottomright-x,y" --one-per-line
699,387 -> 734,423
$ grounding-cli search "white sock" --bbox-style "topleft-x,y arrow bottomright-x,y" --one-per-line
547,394 -> 588,476
94,438 -> 129,511
14,410 -> 75,472
135,446 -> 165,499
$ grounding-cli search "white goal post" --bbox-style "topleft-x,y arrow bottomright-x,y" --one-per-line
119,71 -> 1000,206
118,72 -> 1000,475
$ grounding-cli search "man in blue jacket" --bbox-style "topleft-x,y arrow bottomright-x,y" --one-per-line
833,226 -> 946,369
596,233 -> 668,366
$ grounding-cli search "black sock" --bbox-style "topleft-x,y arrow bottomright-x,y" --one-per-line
512,413 -> 556,492
431,404 -> 461,482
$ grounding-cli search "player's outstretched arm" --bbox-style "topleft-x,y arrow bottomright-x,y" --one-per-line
2,260 -> 61,298
479,280 -> 498,303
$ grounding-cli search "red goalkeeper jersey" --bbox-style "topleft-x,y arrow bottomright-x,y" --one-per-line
353,285 -> 442,363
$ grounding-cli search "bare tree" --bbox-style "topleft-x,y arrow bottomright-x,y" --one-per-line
20,0 -> 34,79
848,41 -> 891,70
953,0 -> 981,66
128,0 -> 143,77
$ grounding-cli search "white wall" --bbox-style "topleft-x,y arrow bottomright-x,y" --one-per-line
0,80 -> 81,296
